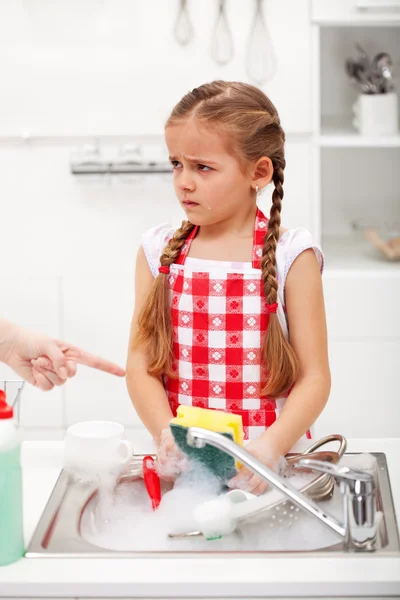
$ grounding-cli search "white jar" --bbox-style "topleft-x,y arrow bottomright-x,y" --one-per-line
352,92 -> 399,136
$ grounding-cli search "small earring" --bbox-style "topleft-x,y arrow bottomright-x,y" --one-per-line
255,185 -> 259,195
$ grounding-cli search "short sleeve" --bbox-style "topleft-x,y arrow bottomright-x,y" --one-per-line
142,223 -> 175,277
277,227 -> 324,287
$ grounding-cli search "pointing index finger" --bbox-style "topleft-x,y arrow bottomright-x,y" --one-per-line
69,347 -> 126,377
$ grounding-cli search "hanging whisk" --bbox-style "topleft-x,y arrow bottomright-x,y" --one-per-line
246,0 -> 277,85
174,0 -> 194,46
210,0 -> 234,66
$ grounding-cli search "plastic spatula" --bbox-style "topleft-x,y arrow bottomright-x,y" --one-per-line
142,455 -> 161,510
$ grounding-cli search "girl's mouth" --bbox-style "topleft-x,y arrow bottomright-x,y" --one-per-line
182,200 -> 199,207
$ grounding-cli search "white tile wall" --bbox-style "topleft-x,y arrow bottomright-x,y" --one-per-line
0,277 -> 63,428
0,145 -> 185,277
0,137 -> 314,438
0,0 -> 312,136
62,276 -> 137,426
1,1 -> 397,442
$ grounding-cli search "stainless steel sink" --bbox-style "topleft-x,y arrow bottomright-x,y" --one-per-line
26,452 -> 399,557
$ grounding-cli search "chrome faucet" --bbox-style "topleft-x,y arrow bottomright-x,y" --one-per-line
186,427 -> 377,552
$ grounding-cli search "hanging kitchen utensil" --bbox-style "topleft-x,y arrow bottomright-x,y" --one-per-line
209,0 -> 234,66
246,0 -> 277,85
355,43 -> 373,76
372,52 -> 395,93
173,0 -> 193,46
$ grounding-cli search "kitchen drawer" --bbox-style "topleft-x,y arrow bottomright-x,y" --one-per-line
312,0 -> 400,24
323,274 -> 400,339
313,339 -> 400,438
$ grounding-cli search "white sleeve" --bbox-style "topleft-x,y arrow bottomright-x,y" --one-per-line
280,228 -> 324,287
142,223 -> 175,277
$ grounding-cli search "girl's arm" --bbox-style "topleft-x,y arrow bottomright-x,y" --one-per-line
261,248 -> 331,457
229,249 -> 330,494
126,246 -> 174,444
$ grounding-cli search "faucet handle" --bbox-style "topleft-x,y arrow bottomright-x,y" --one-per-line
295,459 -> 375,496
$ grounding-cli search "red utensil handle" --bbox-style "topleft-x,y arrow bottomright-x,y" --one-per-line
143,455 -> 161,510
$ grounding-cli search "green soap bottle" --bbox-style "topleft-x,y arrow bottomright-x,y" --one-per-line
0,389 -> 24,565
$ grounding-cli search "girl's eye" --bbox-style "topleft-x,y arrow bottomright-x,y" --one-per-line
198,164 -> 212,172
171,160 -> 182,169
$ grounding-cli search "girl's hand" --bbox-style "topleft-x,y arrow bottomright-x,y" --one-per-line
2,324 -> 125,391
156,428 -> 188,482
227,436 -> 282,495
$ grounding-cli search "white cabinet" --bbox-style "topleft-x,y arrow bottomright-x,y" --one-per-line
320,274 -> 400,438
323,274 -> 400,338
312,14 -> 400,438
62,276 -> 141,427
0,277 -> 63,428
314,340 -> 400,438
312,0 -> 400,24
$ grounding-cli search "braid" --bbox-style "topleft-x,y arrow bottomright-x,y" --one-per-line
260,163 -> 300,398
261,164 -> 284,304
159,220 -> 195,269
133,221 -> 194,377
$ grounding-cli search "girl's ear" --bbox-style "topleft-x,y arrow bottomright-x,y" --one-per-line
252,156 -> 274,189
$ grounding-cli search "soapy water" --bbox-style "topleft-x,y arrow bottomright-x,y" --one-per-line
80,454 -> 379,553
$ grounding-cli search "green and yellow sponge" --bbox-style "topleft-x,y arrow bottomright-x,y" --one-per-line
169,405 -> 244,482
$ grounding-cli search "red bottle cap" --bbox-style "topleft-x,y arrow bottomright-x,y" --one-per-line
0,390 -> 13,419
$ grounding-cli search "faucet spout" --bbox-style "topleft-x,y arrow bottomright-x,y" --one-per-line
187,427 -> 377,551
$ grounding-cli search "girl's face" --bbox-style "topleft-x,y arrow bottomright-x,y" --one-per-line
165,119 -> 253,225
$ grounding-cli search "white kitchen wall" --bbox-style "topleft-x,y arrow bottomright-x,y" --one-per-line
0,0 -> 312,136
1,1 -> 398,443
0,142 -> 313,277
0,0 -> 314,440
0,278 -> 63,431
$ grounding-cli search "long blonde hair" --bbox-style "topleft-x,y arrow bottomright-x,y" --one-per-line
133,81 -> 300,397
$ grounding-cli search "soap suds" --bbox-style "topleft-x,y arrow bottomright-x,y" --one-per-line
80,454 -> 378,552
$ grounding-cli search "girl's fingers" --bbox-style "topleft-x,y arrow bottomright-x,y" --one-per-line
228,468 -> 252,489
251,477 -> 268,496
32,368 -> 54,392
33,365 -> 66,387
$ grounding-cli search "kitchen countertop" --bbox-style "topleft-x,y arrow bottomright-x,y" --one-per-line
0,436 -> 399,599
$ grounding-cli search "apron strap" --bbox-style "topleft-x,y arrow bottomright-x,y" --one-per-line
174,225 -> 199,265
174,207 -> 269,267
252,208 -> 269,269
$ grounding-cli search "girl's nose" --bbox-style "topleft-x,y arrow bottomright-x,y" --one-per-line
177,173 -> 195,192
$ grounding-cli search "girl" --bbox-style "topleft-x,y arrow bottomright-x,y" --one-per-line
126,81 -> 330,494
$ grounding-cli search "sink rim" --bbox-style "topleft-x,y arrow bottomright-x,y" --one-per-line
25,452 -> 400,558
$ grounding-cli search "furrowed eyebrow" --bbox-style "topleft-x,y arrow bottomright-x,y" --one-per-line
169,155 -> 218,165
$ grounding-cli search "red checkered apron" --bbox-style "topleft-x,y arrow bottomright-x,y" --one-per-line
163,208 -> 307,441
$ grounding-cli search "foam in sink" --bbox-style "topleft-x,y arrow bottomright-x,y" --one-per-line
80,454 -> 379,552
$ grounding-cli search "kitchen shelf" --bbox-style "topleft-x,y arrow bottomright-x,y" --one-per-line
319,117 -> 400,147
322,233 -> 400,272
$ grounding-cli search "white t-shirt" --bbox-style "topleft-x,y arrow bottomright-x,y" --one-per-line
142,223 -> 324,338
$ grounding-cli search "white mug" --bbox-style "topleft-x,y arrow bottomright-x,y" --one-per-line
352,92 -> 399,136
64,421 -> 133,476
